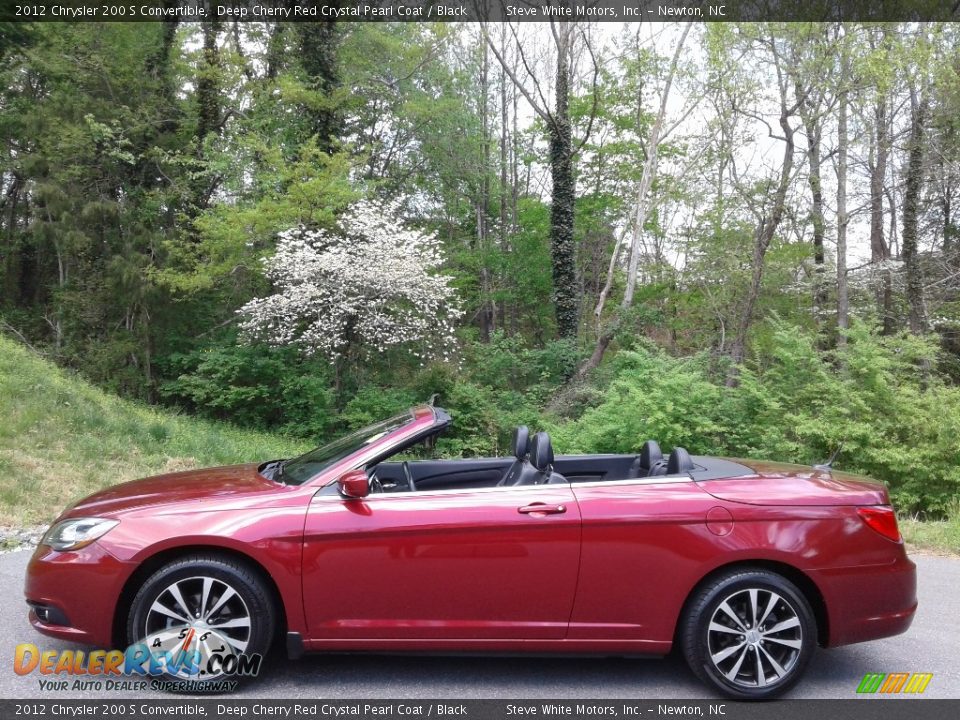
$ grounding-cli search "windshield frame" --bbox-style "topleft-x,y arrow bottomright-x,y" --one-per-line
274,405 -> 448,487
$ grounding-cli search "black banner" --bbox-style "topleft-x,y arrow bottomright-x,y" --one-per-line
2,0 -> 959,23
2,700 -> 960,720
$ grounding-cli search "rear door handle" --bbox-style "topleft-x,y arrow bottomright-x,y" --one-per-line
518,503 -> 566,515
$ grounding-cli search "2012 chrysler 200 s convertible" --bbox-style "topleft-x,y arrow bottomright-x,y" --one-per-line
25,405 -> 916,699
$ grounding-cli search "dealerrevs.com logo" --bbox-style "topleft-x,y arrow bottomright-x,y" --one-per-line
14,630 -> 262,693
856,672 -> 934,694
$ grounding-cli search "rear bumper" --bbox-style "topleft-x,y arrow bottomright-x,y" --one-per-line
814,550 -> 917,647
24,542 -> 135,647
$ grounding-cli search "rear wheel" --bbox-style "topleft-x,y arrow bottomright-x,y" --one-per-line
126,555 -> 275,690
681,569 -> 816,700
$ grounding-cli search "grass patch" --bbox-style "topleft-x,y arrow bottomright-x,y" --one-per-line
0,334 -> 309,526
900,515 -> 960,556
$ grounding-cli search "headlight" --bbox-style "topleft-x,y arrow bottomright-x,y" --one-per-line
42,518 -> 118,551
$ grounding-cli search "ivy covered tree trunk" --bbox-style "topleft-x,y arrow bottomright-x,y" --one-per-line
189,19 -> 222,222
483,16 -> 598,342
196,21 -> 221,148
297,19 -> 341,153
903,92 -> 927,335
549,22 -> 578,340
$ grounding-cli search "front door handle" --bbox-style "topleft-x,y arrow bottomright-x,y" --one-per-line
518,503 -> 566,515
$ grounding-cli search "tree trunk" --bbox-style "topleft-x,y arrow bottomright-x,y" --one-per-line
942,173 -> 957,255
870,94 -> 895,334
499,28 -> 509,335
549,20 -> 578,340
50,235 -> 65,353
578,23 -> 690,379
478,39 -> 493,342
195,21 -> 221,148
266,21 -> 287,79
903,91 -> 928,334
726,105 -> 796,386
798,97 -> 827,315
483,17 -> 594,341
836,68 -> 849,346
296,18 -> 340,153
188,18 -> 222,223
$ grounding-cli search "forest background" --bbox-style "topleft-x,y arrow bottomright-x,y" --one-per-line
2,17 -> 960,548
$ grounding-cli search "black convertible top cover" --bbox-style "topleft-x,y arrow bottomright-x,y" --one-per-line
689,456 -> 754,481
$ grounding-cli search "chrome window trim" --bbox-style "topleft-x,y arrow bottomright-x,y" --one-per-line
311,473 -> 695,503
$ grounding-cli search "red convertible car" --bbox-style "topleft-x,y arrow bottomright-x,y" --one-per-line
25,405 -> 916,699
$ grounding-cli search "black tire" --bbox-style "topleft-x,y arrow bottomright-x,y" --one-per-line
681,568 -> 816,700
126,554 -> 275,691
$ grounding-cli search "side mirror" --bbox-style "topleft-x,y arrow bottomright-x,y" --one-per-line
337,469 -> 370,499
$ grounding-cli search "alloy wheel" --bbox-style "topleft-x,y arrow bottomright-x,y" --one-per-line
143,575 -> 252,663
706,587 -> 803,689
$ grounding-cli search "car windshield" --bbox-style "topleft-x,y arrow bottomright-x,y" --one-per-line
277,412 -> 413,486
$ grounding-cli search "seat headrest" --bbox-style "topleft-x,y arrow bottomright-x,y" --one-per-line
667,447 -> 694,475
640,440 -> 663,469
512,426 -> 530,460
530,431 -> 554,470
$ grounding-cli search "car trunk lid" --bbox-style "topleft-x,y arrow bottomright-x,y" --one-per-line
696,459 -> 890,506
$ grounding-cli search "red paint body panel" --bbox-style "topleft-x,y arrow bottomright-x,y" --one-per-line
24,406 -> 916,662
63,463 -> 283,517
699,462 -> 889,506
567,480 -> 721,645
25,541 -> 136,645
302,485 -> 580,641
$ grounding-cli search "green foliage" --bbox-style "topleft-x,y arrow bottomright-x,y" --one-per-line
467,332 -> 581,391
551,321 -> 960,515
341,387 -> 420,430
433,382 -> 502,458
171,142 -> 357,293
550,349 -> 724,455
4,21 -> 960,528
159,343 -> 336,440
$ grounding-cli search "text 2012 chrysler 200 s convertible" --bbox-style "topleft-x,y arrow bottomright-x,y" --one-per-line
25,405 -> 916,699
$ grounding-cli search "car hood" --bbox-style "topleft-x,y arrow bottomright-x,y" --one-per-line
697,459 -> 890,506
62,463 -> 282,518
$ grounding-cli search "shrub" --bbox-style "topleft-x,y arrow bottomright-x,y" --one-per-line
159,342 -> 336,439
550,321 -> 960,516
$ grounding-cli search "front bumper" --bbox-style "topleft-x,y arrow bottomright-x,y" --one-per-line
814,550 -> 918,647
24,541 -> 136,647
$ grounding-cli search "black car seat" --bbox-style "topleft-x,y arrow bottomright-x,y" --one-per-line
629,440 -> 668,477
667,447 -> 695,475
531,431 -> 568,485
497,426 -> 531,486
506,431 -> 567,486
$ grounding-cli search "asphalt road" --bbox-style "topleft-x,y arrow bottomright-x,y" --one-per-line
0,550 -> 957,700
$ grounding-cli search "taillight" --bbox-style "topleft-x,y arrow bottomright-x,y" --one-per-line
857,506 -> 902,542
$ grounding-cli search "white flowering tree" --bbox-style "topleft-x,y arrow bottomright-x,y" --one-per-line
238,200 -> 461,364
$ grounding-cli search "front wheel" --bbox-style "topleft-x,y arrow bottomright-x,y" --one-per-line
681,569 -> 816,700
126,554 -> 275,690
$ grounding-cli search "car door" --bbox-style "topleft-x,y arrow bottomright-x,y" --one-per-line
566,477 -> 719,650
301,483 -> 581,643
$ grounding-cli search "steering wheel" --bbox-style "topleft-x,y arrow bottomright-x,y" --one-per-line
401,461 -> 416,491
368,469 -> 384,494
